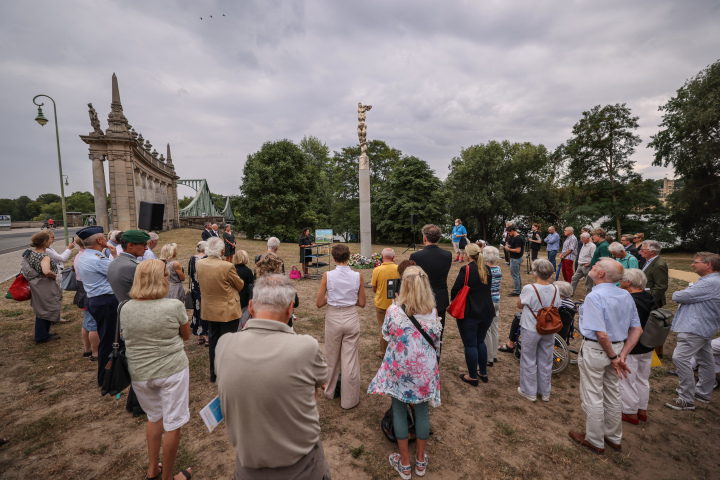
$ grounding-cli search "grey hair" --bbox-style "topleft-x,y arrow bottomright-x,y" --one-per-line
196,241 -> 207,253
148,232 -> 159,241
205,222 -> 211,228
608,242 -> 625,255
531,258 -> 555,281
596,258 -> 624,283
580,232 -> 591,240
554,281 -> 573,299
565,226 -> 574,234
252,274 -> 297,313
621,268 -> 647,289
267,237 -> 280,250
381,248 -> 395,259
205,237 -> 224,258
482,246 -> 501,265
84,232 -> 105,247
109,230 -> 122,242
642,240 -> 662,254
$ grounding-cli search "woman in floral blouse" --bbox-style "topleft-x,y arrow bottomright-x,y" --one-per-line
367,266 -> 442,480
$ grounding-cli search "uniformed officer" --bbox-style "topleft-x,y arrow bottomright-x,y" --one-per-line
75,226 -> 118,386
108,230 -> 150,302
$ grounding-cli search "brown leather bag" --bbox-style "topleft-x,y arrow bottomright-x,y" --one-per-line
529,284 -> 562,335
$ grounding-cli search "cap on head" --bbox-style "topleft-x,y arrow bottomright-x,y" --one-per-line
122,230 -> 151,243
77,226 -> 104,240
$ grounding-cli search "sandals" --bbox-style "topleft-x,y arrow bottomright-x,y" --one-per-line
145,464 -> 162,480
0,438 -> 7,448
197,338 -> 206,346
389,453 -> 411,480
498,343 -> 515,353
178,469 -> 192,479
415,452 -> 428,477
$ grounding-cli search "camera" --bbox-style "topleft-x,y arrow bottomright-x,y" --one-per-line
386,278 -> 401,299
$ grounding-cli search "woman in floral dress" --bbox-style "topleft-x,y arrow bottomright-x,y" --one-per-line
188,241 -> 208,345
367,265 -> 442,480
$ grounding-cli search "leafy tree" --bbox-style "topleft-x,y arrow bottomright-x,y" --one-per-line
36,193 -> 61,205
0,199 -> 16,219
66,191 -> 95,213
562,104 -> 642,237
36,202 -> 63,221
374,156 -> 447,244
237,139 -> 320,242
649,60 -> 720,251
178,196 -> 193,209
299,136 -> 333,226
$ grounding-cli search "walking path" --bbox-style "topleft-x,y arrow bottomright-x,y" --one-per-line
668,269 -> 699,283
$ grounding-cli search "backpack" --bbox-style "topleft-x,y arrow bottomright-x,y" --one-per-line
381,404 -> 417,443
638,308 -> 673,349
529,285 -> 562,335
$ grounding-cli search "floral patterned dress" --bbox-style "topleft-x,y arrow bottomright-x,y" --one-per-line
367,304 -> 442,407
188,255 -> 208,336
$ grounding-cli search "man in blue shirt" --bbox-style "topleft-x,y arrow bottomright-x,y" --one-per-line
451,219 -> 467,262
75,226 -> 119,386
543,226 -> 560,271
570,259 -> 642,455
666,252 -> 720,410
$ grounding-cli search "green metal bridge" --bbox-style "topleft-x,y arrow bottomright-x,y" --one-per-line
177,179 -> 235,224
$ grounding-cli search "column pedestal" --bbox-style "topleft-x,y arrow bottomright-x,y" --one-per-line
359,155 -> 372,258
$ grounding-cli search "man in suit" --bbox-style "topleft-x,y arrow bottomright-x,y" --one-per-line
640,239 -> 669,358
212,224 -> 220,237
410,224 -> 452,360
107,230 -> 149,302
201,222 -> 213,241
196,237 -> 245,382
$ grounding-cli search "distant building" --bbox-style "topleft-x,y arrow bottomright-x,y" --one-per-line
659,178 -> 675,206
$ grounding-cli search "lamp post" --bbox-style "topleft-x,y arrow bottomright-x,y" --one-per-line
33,95 -> 69,246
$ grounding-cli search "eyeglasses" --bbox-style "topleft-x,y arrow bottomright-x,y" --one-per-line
691,261 -> 709,265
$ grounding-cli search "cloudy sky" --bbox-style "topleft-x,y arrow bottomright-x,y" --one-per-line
1,0 -> 718,202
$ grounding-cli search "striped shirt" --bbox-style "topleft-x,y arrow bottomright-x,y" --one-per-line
561,235 -> 578,261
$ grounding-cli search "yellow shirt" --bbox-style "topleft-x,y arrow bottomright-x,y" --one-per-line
371,262 -> 400,310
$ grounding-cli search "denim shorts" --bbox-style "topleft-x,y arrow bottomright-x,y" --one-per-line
82,310 -> 97,332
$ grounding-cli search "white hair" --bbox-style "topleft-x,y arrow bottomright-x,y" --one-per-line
532,259 -> 555,280
381,248 -> 395,259
622,268 -> 647,289
196,241 -> 207,253
84,232 -> 105,247
148,232 -> 159,241
267,237 -> 280,250
608,242 -> 625,255
565,226 -> 574,234
642,240 -> 662,254
482,246 -> 501,265
109,230 -> 122,242
252,274 -> 297,313
580,232 -> 591,240
554,281 -> 573,299
596,258 -> 623,283
205,237 -> 224,258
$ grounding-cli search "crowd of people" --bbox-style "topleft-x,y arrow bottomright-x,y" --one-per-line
15,220 -> 720,479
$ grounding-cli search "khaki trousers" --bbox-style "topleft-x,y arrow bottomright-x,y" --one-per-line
234,440 -> 331,480
570,264 -> 592,296
620,352 -> 652,413
376,307 -> 388,354
484,302 -> 500,362
324,305 -> 361,409
578,340 -> 624,449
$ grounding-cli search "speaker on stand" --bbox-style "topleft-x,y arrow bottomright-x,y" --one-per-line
138,201 -> 165,231
402,214 -> 420,254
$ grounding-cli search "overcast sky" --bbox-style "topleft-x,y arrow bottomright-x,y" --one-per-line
1,0 -> 718,202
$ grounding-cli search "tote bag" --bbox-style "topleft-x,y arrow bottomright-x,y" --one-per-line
447,266 -> 470,319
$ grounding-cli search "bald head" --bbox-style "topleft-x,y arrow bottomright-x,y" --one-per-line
381,248 -> 395,261
590,258 -> 624,284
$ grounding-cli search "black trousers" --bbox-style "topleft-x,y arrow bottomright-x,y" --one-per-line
437,308 -> 446,362
208,319 -> 240,382
87,293 -> 120,386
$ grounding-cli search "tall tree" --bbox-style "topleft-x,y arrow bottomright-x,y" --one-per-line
649,60 -> 720,251
563,104 -> 641,237
299,136 -> 333,226
66,191 -> 95,213
237,139 -> 320,242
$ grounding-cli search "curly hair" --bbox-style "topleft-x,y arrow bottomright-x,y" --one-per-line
255,252 -> 284,278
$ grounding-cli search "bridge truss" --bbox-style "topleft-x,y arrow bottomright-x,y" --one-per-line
177,179 -> 235,224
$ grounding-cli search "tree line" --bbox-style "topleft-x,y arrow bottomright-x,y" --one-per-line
0,191 -> 96,222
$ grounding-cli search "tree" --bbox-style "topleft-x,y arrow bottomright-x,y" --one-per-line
237,139 -> 320,242
178,196 -> 193,209
36,193 -> 61,205
374,156 -> 447,244
563,104 -> 642,237
649,60 -> 720,251
66,191 -> 95,213
299,136 -> 333,226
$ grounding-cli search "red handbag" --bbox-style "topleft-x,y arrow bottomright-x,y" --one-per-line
447,265 -> 470,319
8,274 -> 31,301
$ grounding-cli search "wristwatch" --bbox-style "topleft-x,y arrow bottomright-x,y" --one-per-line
608,354 -> 618,360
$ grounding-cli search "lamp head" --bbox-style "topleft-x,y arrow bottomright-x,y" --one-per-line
35,106 -> 48,126
65,179 -> 69,186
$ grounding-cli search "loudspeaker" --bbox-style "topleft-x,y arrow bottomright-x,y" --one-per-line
410,214 -> 418,225
138,201 -> 165,231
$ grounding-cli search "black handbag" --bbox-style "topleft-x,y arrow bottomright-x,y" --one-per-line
101,301 -> 131,396
61,267 -> 79,291
459,236 -> 468,249
185,290 -> 194,309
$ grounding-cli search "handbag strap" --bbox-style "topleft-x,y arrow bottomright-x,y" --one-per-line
463,264 -> 470,286
401,304 -> 437,352
528,284 -> 557,320
114,300 -> 129,350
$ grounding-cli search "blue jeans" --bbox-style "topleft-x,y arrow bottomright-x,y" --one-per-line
548,250 -> 558,271
392,398 -> 430,440
510,258 -> 522,294
34,316 -> 52,342
456,316 -> 493,378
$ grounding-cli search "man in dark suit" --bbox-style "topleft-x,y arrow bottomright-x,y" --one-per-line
201,222 -> 213,241
640,239 -> 669,357
410,224 -> 453,360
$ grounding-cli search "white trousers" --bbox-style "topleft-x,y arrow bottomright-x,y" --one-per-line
620,352 -> 652,414
578,340 -> 624,449
519,327 -> 554,398
673,332 -> 715,402
485,302 -> 500,361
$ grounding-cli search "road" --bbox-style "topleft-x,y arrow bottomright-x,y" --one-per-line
0,227 -> 83,255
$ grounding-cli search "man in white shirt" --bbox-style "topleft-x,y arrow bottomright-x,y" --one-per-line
139,232 -> 159,261
570,232 -> 596,296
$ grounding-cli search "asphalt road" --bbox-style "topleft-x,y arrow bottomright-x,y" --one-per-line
0,227 -> 83,255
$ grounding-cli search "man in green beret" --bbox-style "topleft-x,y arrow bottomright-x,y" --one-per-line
108,230 -> 150,303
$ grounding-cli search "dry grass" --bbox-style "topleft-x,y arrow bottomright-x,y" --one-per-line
0,229 -> 717,479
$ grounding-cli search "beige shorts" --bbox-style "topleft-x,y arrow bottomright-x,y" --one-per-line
132,366 -> 190,431
452,241 -> 465,253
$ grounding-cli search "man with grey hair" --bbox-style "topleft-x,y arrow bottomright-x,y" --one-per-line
570,232 -> 596,296
371,248 -> 399,357
570,259 -> 642,454
575,226 -> 592,269
560,226 -> 578,282
138,231 -> 159,261
639,239 -> 669,358
202,222 -> 213,241
216,274 -> 331,478
666,252 -> 720,410
211,223 -> 220,237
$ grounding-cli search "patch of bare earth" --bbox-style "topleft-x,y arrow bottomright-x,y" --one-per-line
0,229 -> 717,479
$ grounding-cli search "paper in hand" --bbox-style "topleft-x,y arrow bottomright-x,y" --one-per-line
200,396 -> 224,432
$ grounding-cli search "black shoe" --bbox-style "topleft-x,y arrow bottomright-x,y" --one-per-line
35,335 -> 60,344
479,374 -> 489,383
509,292 -> 521,297
487,362 -> 493,367
459,374 -> 478,386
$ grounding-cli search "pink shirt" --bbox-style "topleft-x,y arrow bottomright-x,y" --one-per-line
74,249 -> 86,281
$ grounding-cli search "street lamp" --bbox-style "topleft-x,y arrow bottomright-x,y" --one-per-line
62,175 -> 69,187
33,95 -> 69,246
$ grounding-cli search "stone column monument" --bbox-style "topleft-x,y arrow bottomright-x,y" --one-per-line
358,103 -> 372,258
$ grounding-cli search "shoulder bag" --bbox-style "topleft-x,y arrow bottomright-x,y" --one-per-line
8,274 -> 31,301
638,308 -> 673,349
101,301 -> 132,396
400,304 -> 439,358
530,285 -> 563,335
61,267 -> 79,291
458,236 -> 468,249
447,266 -> 470,319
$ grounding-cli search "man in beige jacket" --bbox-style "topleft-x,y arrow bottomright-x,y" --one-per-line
196,237 -> 244,382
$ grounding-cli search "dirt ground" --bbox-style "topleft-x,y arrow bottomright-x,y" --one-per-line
0,229 -> 718,480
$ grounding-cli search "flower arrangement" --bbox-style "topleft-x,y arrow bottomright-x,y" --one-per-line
348,253 -> 374,269
372,252 -> 382,267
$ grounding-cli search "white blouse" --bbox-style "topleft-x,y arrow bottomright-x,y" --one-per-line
326,266 -> 361,307
46,246 -> 72,270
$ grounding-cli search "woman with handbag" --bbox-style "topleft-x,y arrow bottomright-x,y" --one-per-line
367,266 -> 441,479
122,259 -> 193,480
619,268 -> 657,424
516,258 -> 561,403
450,243 -> 495,386
21,231 -> 63,344
188,241 -> 208,346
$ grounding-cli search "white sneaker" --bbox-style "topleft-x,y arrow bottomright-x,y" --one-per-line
518,387 -> 537,402
539,394 -> 550,402
665,397 -> 695,410
675,388 -> 711,403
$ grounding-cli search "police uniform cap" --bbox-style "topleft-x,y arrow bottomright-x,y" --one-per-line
77,226 -> 104,240
122,230 -> 151,243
